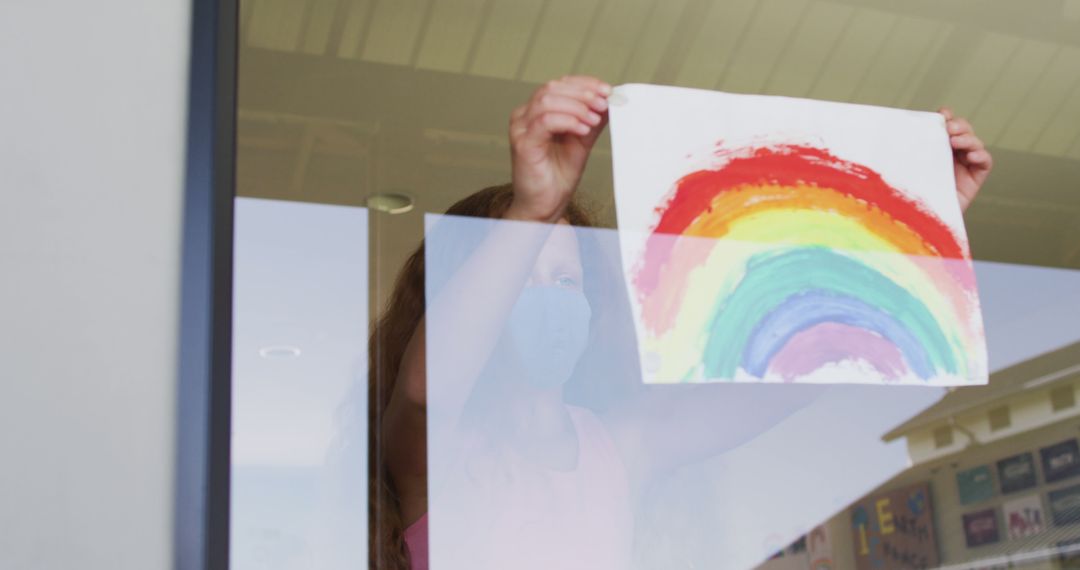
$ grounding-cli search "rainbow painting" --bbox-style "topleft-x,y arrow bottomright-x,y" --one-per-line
609,84 -> 987,385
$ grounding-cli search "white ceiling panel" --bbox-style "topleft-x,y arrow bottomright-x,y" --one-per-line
246,0 -> 282,49
298,0 -> 337,55
940,32 -> 1021,118
414,0 -> 488,73
996,47 -> 1080,152
1032,80 -> 1080,156
618,0 -> 687,84
675,0 -> 759,89
972,40 -> 1059,143
520,0 -> 603,82
720,0 -> 811,94
762,1 -> 856,97
469,0 -> 545,79
805,8 -> 896,103
573,0 -> 653,81
853,16 -> 943,108
247,0 -> 306,52
361,0 -> 430,65
337,0 -> 373,58
894,22 -> 951,108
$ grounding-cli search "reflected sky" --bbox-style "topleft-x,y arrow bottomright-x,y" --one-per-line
976,261 -> 1080,373
422,213 -> 1080,570
231,198 -> 368,570
226,201 -> 1080,570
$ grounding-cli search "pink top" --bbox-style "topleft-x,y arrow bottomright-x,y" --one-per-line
404,513 -> 429,570
404,405 -> 632,570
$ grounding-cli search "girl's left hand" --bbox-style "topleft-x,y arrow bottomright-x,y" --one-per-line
940,108 -> 993,212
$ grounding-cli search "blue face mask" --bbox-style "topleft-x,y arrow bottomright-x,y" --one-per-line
504,286 -> 592,390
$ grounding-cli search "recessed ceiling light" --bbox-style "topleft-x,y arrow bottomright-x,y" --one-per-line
258,345 -> 302,359
366,192 -> 414,214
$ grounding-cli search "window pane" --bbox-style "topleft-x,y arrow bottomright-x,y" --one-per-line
231,198 -> 368,569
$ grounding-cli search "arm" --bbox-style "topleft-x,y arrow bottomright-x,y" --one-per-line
382,77 -> 612,476
603,383 -> 830,489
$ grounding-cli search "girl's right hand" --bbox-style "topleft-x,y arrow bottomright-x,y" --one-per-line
507,76 -> 612,223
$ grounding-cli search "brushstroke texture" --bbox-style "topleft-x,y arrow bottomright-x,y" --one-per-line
633,144 -> 980,383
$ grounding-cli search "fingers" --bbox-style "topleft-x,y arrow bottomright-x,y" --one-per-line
558,75 -> 613,95
939,107 -> 978,144
949,126 -> 991,170
510,105 -> 590,148
511,76 -> 612,148
542,82 -> 610,115
547,76 -> 612,106
524,112 -> 592,144
527,92 -> 602,128
939,110 -> 990,166
946,117 -> 973,137
532,76 -> 611,116
965,148 -> 993,171
936,110 -> 991,211
949,133 -> 980,150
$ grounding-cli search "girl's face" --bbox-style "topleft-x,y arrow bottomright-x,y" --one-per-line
500,220 -> 592,392
526,220 -> 584,291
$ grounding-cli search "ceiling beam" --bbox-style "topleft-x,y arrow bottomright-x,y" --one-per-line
826,0 -> 1080,46
323,0 -> 354,57
240,46 -> 538,135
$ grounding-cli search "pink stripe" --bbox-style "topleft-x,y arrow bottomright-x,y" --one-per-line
768,322 -> 906,381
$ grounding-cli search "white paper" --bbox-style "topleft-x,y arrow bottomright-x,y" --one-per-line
609,84 -> 987,386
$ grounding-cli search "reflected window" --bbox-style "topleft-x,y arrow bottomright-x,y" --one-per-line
231,198 -> 369,569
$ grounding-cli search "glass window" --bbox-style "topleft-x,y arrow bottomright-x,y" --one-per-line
234,1 -> 1080,568
231,198 -> 368,569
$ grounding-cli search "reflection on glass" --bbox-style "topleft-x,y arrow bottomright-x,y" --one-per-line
976,262 -> 1080,372
415,204 -> 942,568
387,192 -> 1080,569
231,198 -> 368,570
234,2 -> 1080,565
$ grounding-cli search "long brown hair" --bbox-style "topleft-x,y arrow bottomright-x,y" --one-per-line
368,184 -> 597,568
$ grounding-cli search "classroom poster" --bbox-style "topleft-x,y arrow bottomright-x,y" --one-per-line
850,482 -> 938,570
1041,439 -> 1080,483
997,453 -> 1037,494
1049,484 -> 1080,526
608,83 -> 987,387
807,524 -> 834,570
962,509 -> 1000,547
1003,494 -> 1045,539
957,465 -> 995,505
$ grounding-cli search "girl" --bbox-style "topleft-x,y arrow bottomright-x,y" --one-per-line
370,76 -> 993,569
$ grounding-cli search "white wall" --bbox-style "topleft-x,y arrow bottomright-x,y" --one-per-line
0,1 -> 192,568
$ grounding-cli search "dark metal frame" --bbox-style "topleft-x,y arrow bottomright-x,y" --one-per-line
176,0 -> 237,568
